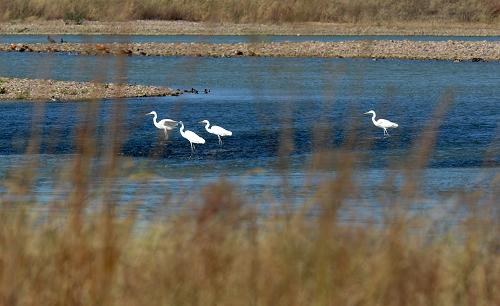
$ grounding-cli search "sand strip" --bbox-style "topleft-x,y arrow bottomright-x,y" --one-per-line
0,77 -> 181,101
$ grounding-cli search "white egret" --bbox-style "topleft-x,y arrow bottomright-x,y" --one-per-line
199,120 -> 232,145
364,110 -> 398,136
178,121 -> 206,153
146,111 -> 177,140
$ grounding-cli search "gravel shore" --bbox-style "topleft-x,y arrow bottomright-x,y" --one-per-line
1,20 -> 499,36
0,77 -> 181,101
1,40 -> 499,61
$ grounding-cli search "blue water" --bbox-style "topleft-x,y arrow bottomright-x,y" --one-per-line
1,34 -> 500,44
0,49 -> 498,218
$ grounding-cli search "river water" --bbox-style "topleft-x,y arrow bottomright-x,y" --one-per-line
0,37 -> 498,220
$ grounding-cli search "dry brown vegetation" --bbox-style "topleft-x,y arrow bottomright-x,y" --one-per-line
1,191 -> 499,305
0,0 -> 499,23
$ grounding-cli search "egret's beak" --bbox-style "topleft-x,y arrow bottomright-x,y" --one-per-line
198,121 -> 204,124
363,112 -> 370,115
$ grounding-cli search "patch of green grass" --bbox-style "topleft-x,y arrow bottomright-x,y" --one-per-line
60,88 -> 80,95
15,90 -> 30,99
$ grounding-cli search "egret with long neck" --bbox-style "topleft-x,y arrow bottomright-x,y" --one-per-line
146,111 -> 177,140
364,110 -> 398,136
199,120 -> 232,145
178,121 -> 205,153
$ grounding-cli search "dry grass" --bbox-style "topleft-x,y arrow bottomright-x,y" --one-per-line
0,0 -> 499,23
1,180 -> 499,305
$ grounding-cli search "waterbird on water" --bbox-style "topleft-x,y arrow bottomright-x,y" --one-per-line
47,35 -> 56,43
178,121 -> 205,153
364,110 -> 398,136
146,111 -> 177,140
199,120 -> 232,145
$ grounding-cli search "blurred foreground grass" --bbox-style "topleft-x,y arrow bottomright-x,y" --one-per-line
1,177 -> 499,305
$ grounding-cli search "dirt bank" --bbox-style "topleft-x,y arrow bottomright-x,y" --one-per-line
0,77 -> 181,101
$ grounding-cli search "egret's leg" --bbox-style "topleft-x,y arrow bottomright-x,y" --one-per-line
190,142 -> 194,153
164,129 -> 168,140
218,135 -> 222,146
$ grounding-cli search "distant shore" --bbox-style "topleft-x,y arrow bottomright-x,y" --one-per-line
0,77 -> 180,101
1,20 -> 499,36
2,40 -> 499,61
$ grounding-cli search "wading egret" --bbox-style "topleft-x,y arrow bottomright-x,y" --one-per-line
199,120 -> 232,145
146,111 -> 177,140
364,110 -> 398,136
179,121 -> 206,153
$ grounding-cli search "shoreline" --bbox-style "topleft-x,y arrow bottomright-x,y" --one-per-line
0,77 -> 181,101
1,20 -> 499,36
2,40 -> 499,61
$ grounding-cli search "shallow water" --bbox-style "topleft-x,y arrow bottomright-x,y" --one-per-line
1,34 -> 499,45
0,47 -> 498,218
